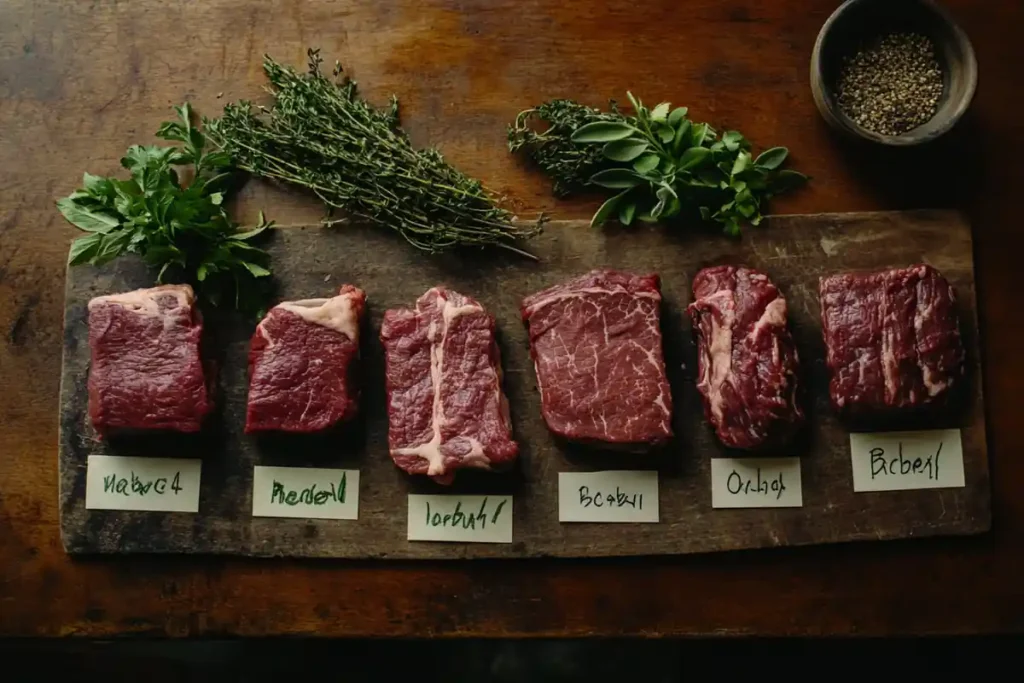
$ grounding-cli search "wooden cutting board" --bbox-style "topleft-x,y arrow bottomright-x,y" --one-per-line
57,210 -> 991,558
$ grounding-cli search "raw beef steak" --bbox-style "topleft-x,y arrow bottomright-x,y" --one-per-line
245,285 -> 366,433
521,269 -> 673,449
87,284 -> 212,434
380,287 -> 518,484
687,265 -> 803,450
819,264 -> 965,419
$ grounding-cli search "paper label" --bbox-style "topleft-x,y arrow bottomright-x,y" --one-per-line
558,471 -> 659,522
711,457 -> 803,508
252,466 -> 358,519
85,455 -> 201,512
849,429 -> 965,492
407,495 -> 512,543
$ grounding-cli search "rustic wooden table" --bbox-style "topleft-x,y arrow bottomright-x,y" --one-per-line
1,0 -> 1022,637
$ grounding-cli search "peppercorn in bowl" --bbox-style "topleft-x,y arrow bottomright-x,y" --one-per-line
810,0 -> 976,146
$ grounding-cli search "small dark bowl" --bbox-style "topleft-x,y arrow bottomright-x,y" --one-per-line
810,0 -> 977,146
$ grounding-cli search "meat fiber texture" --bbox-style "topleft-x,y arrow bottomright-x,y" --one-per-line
380,287 -> 518,485
521,269 -> 673,450
819,264 -> 965,420
245,285 -> 366,433
687,265 -> 803,450
87,284 -> 213,434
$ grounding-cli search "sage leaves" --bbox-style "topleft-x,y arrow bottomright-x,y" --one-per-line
603,139 -> 649,162
511,93 -> 808,235
571,121 -> 636,143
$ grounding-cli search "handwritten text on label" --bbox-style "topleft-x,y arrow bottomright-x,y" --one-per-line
85,455 -> 201,512
251,466 -> 359,520
710,457 -> 803,508
850,429 -> 965,492
407,495 -> 513,543
558,471 -> 659,522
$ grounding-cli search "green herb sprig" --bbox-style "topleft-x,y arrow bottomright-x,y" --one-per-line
205,49 -> 543,259
57,103 -> 274,315
509,93 -> 808,235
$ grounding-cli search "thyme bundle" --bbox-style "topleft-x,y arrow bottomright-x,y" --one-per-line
207,50 -> 542,258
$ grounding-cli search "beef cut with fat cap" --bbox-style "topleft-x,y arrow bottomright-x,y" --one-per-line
819,264 -> 965,419
381,286 -> 518,485
245,285 -> 366,433
687,265 -> 803,450
521,269 -> 673,449
87,284 -> 213,434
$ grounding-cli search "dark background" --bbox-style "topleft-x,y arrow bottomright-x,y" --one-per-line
1,638 -> 1020,680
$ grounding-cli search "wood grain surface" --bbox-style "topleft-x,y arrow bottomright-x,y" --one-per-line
59,212 -> 991,559
2,0 -> 1023,636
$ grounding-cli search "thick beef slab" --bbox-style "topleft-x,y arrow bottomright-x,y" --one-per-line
381,287 -> 518,484
521,269 -> 673,449
245,285 -> 366,433
87,284 -> 212,434
819,264 -> 965,418
687,266 -> 803,450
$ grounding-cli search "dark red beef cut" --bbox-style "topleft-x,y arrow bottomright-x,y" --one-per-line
687,266 -> 803,450
87,285 -> 212,434
521,269 -> 673,449
381,287 -> 518,485
245,285 -> 366,433
819,264 -> 965,419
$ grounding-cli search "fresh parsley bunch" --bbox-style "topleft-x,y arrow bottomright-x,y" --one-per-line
56,103 -> 274,314
509,93 -> 808,235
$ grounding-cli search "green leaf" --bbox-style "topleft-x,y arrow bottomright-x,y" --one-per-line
754,147 -> 790,170
651,185 -> 674,220
56,198 -> 121,233
633,153 -> 661,175
121,145 -> 172,172
636,205 -> 659,223
731,151 -> 752,176
67,233 -> 104,265
678,146 -> 711,170
767,169 -> 809,194
227,240 -> 269,255
196,263 -> 209,281
233,224 -> 271,241
590,190 -> 628,227
656,123 -> 675,144
571,121 -> 637,143
662,194 -> 682,219
82,173 -> 115,200
94,230 -> 133,263
618,201 -> 636,226
626,91 -> 642,115
589,168 -> 643,189
201,151 -> 232,169
208,192 -> 224,206
690,123 -> 709,148
602,139 -> 649,162
668,107 -> 688,127
241,261 -> 271,277
723,217 -> 741,237
722,130 -> 747,152
650,102 -> 671,122
695,168 -> 723,187
671,119 -> 692,154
